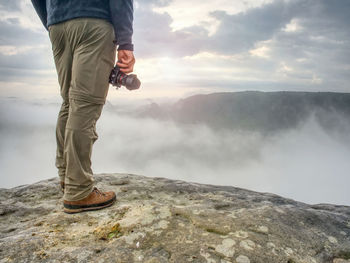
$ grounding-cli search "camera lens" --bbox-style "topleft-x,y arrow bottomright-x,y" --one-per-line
109,65 -> 141,90
125,74 -> 141,90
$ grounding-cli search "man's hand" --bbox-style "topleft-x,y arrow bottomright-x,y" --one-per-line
117,50 -> 135,73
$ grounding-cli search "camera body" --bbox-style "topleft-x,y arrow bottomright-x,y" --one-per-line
109,65 -> 141,90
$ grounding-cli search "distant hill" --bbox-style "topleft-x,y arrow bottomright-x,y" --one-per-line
134,91 -> 350,133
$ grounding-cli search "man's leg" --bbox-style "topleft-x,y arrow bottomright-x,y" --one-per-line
56,101 -> 69,184
48,24 -> 73,185
62,99 -> 103,201
62,18 -> 116,201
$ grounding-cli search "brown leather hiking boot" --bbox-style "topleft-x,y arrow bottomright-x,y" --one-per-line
63,187 -> 116,214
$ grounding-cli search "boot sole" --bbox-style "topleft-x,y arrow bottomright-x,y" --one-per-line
63,196 -> 116,214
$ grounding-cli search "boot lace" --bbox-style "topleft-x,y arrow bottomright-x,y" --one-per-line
93,187 -> 106,196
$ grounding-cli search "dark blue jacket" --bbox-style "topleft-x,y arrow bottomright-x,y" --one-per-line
31,0 -> 134,51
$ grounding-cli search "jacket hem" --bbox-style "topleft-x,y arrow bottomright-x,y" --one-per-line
47,13 -> 112,28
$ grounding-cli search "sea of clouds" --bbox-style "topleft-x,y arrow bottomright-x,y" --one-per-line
0,97 -> 349,205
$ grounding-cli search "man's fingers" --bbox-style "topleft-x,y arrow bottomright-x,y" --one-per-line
119,66 -> 134,73
120,57 -> 135,65
116,57 -> 135,73
119,64 -> 134,73
117,58 -> 135,66
116,61 -> 129,68
116,61 -> 133,72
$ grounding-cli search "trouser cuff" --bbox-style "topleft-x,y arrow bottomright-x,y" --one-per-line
63,183 -> 94,201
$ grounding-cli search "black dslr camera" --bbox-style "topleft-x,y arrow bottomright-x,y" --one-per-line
109,65 -> 141,90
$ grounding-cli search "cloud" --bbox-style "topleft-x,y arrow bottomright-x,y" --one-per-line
0,2 -> 54,84
0,0 -> 21,12
0,45 -> 53,70
133,0 -> 350,91
0,18 -> 48,46
152,0 -> 275,33
262,0 -> 350,90
135,0 -> 302,56
207,1 -> 295,54
1,98 -> 350,206
134,3 -> 208,57
147,0 -> 350,58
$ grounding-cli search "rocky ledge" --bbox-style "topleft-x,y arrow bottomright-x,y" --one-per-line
0,173 -> 349,263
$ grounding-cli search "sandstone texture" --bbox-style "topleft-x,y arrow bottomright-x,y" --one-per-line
0,173 -> 349,263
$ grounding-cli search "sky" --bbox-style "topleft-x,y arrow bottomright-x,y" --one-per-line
0,0 -> 349,101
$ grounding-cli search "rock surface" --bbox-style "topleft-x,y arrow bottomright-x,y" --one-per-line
0,173 -> 349,263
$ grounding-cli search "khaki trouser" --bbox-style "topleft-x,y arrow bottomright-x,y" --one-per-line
48,18 -> 116,201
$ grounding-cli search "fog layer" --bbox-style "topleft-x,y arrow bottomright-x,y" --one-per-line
0,98 -> 349,205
